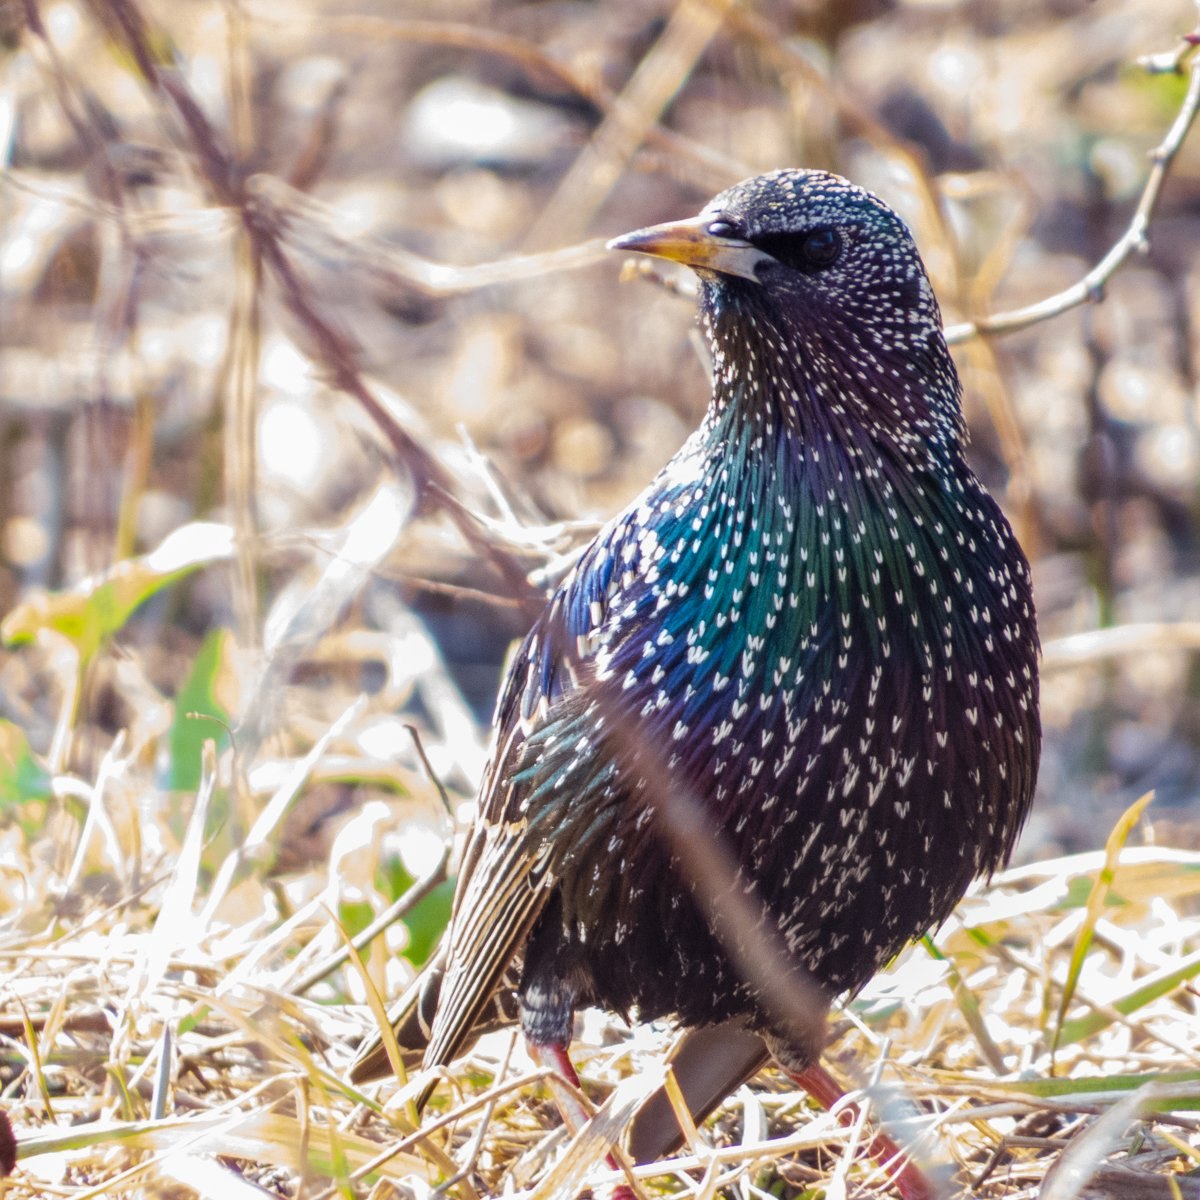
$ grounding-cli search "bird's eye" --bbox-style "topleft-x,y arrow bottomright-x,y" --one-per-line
706,219 -> 739,239
752,227 -> 843,272
800,228 -> 841,268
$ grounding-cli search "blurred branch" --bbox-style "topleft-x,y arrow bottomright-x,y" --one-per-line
291,725 -> 452,996
733,13 -> 1200,349
727,4 -> 1052,535
728,6 -> 959,283
734,15 -> 1199,550
246,175 -> 611,293
293,855 -> 449,997
247,217 -> 544,615
222,237 -> 263,643
1042,623 -> 1200,672
525,0 -> 739,248
945,38 -> 1200,344
0,170 -> 235,241
282,65 -> 350,193
270,11 -> 746,191
579,660 -> 831,1064
89,0 -> 236,203
18,0 -> 114,184
77,0 -> 546,618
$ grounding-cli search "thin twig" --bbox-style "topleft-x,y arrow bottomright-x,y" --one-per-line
247,174 -> 611,294
524,0 -> 739,248
945,40 -> 1200,343
245,10 -> 746,190
86,0 -> 546,621
292,857 -> 449,998
1042,623 -> 1200,672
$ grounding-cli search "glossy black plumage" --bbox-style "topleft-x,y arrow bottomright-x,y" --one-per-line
351,169 -> 1040,1148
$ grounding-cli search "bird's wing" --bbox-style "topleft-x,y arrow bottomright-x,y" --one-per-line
422,528 -> 634,1075
348,944 -> 523,1084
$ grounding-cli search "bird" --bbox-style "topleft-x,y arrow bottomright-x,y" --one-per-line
350,168 -> 1041,1193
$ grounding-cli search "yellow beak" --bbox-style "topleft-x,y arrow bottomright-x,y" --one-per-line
607,216 -> 766,282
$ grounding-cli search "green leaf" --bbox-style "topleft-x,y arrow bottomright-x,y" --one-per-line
401,879 -> 455,967
1056,873 -> 1131,910
379,856 -> 415,904
338,899 -> 376,940
1057,948 -> 1200,1047
982,1069 -> 1200,1104
0,720 -> 51,810
921,935 -> 1006,1072
376,856 -> 455,967
1049,791 -> 1153,1059
167,629 -> 233,792
1,522 -> 233,660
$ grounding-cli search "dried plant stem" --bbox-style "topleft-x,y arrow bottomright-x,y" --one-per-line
223,234 -> 263,643
525,0 -> 739,249
945,41 -> 1200,343
80,0 -> 545,617
1042,623 -> 1200,672
250,11 -> 746,189
292,855 -> 449,997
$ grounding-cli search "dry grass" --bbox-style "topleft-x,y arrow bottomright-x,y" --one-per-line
4,766 -> 1200,1197
3,0 -> 1200,1197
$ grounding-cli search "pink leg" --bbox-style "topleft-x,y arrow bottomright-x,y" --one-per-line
527,1039 -> 638,1200
789,1063 -> 935,1200
527,1039 -> 596,1138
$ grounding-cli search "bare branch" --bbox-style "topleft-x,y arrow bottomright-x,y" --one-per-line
945,40 -> 1200,344
246,175 -> 612,295
1042,623 -> 1200,672
86,0 -> 548,617
524,0 -> 739,249
245,9 -> 747,190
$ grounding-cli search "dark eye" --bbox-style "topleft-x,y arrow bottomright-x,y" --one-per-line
706,219 -> 739,239
800,228 -> 841,267
753,227 -> 843,272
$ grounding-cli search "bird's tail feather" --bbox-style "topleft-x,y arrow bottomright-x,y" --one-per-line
627,1019 -> 769,1164
348,951 -> 522,1094
347,954 -> 444,1085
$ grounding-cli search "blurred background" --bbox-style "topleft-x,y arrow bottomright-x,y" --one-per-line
1,0 -> 1199,1000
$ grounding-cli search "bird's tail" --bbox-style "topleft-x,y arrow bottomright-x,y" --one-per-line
347,954 -> 444,1086
349,969 -> 770,1163
627,1019 -> 769,1163
348,950 -> 522,1095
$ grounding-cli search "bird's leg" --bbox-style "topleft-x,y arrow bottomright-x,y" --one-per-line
526,1040 -> 638,1200
788,1063 -> 934,1200
527,1039 -> 596,1137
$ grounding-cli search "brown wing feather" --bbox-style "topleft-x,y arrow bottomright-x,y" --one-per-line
354,532 -> 627,1093
420,816 -> 551,1070
420,610 -> 583,1075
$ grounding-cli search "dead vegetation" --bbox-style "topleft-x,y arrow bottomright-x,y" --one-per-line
2,0 -> 1200,1197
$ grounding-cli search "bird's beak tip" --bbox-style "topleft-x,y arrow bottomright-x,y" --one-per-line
606,220 -> 707,259
607,220 -> 763,282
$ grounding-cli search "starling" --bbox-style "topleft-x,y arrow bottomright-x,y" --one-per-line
352,169 -> 1040,1189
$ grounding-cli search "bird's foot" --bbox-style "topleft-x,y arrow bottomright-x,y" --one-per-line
789,1063 -> 936,1200
528,1040 -> 644,1199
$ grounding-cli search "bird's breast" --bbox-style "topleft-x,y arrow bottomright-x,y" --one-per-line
580,450 -> 1036,947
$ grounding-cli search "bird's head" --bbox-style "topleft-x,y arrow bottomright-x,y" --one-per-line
609,168 -> 959,447
609,169 -> 940,332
